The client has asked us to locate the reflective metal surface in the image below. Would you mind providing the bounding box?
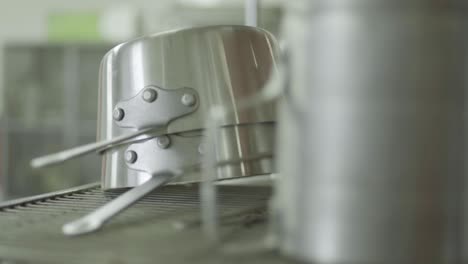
[102,122,275,189]
[98,25,277,136]
[99,26,279,189]
[113,85,199,129]
[275,1,468,263]
[124,134,201,176]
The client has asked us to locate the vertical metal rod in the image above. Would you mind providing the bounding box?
[0,49,8,200]
[201,112,220,242]
[63,47,80,148]
[0,117,8,201]
[245,0,259,27]
[199,61,286,242]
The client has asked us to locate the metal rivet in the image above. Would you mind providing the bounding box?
[142,88,158,102]
[157,136,171,149]
[113,108,125,121]
[125,150,137,163]
[181,93,196,107]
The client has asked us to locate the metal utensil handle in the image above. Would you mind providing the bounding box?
[30,127,165,169]
[62,170,180,236]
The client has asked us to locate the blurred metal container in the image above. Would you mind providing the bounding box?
[275,1,468,263]
[98,25,279,189]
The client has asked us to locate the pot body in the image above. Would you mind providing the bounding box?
[275,1,468,263]
[98,25,279,189]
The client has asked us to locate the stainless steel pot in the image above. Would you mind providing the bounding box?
[98,25,278,189]
[274,0,468,263]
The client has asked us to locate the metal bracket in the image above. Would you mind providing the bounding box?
[113,85,199,129]
[124,134,202,175]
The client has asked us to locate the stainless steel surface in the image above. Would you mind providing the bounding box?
[63,172,176,236]
[98,25,277,136]
[113,85,198,129]
[142,88,158,103]
[181,93,197,107]
[99,25,279,189]
[124,150,138,163]
[156,135,171,149]
[103,122,275,189]
[125,134,200,176]
[113,107,125,121]
[0,183,289,264]
[275,1,468,263]
[212,123,275,180]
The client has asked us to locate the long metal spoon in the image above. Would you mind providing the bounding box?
[62,171,179,236]
[31,127,167,169]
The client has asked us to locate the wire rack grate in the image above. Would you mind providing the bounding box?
[0,183,291,264]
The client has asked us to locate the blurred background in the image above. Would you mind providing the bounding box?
[0,0,282,201]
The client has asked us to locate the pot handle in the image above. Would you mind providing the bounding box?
[62,169,181,236]
[30,126,166,169]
